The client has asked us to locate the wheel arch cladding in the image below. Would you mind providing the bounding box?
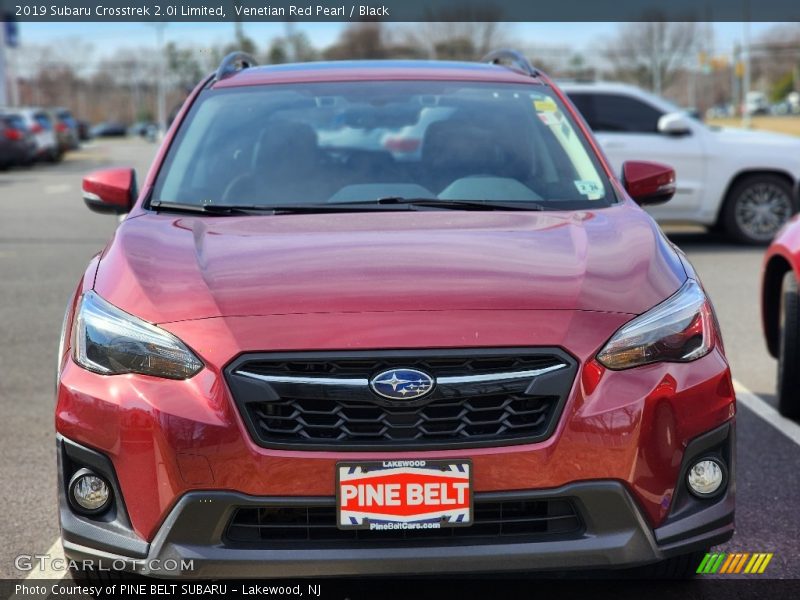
[763,255,794,358]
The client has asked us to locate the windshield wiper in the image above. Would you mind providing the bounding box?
[150,201,370,215]
[149,201,258,215]
[149,198,546,215]
[346,197,546,211]
[152,202,419,216]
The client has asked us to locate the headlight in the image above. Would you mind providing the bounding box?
[72,291,202,379]
[597,279,717,370]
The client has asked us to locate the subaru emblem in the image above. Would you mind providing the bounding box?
[370,368,435,401]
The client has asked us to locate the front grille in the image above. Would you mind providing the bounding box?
[238,354,564,378]
[225,497,583,548]
[225,349,577,450]
[249,392,555,441]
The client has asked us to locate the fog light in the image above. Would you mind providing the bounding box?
[69,469,111,514]
[687,458,725,497]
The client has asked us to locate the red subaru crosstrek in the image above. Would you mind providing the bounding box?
[56,52,735,579]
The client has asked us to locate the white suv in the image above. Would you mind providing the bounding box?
[562,82,800,244]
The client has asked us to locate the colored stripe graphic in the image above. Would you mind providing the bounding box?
[697,552,772,575]
[698,553,725,574]
[758,554,773,573]
[696,553,712,574]
[711,553,726,573]
[734,553,750,573]
[719,553,736,573]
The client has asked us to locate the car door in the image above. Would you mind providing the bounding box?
[568,91,707,217]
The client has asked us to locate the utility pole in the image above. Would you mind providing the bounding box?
[733,42,741,117]
[651,23,664,96]
[234,1,244,45]
[0,18,8,106]
[652,25,662,95]
[742,5,752,128]
[8,45,17,105]
[149,23,167,136]
[285,20,296,62]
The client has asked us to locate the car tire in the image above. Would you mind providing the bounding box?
[777,271,800,419]
[721,174,795,245]
[634,549,708,579]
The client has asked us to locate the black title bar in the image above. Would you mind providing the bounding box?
[1,0,799,22]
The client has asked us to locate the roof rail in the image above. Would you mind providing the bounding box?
[482,49,540,78]
[214,52,258,82]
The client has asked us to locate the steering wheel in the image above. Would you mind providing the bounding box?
[221,172,259,205]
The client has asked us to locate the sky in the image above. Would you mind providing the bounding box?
[13,21,780,59]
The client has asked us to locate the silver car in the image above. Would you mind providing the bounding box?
[5,107,62,162]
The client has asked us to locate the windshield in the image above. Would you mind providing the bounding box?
[152,80,615,211]
[34,113,52,130]
[2,115,26,130]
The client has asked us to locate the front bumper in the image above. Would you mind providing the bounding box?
[56,309,736,577]
[59,422,734,579]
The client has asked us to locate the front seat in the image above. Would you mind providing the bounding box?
[222,121,325,205]
[421,117,533,193]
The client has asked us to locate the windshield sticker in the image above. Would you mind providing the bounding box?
[533,97,558,112]
[574,180,604,200]
[536,108,572,140]
[537,112,560,126]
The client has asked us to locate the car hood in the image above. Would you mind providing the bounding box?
[94,204,686,324]
[712,126,800,150]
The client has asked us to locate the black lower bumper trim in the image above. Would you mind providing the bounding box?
[62,480,730,579]
[59,421,735,579]
[57,435,148,558]
[655,421,736,554]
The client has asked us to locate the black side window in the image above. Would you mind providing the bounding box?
[568,94,594,125]
[5,116,25,129]
[568,93,662,134]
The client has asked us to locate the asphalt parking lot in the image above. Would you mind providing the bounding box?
[1,140,799,591]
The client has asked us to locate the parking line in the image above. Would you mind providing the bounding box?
[43,184,71,195]
[23,538,64,580]
[8,539,65,600]
[734,379,800,447]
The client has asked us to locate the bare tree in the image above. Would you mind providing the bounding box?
[15,39,94,109]
[602,22,699,94]
[265,30,318,63]
[165,42,204,89]
[750,24,800,97]
[324,23,388,60]
[401,20,513,61]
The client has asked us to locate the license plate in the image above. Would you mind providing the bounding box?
[336,460,472,530]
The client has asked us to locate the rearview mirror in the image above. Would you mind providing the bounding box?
[657,112,692,136]
[82,168,137,214]
[622,161,676,206]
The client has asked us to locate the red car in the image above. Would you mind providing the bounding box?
[56,52,735,580]
[762,216,800,418]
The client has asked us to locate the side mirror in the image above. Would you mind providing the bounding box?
[657,112,692,136]
[622,161,676,206]
[82,168,136,214]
